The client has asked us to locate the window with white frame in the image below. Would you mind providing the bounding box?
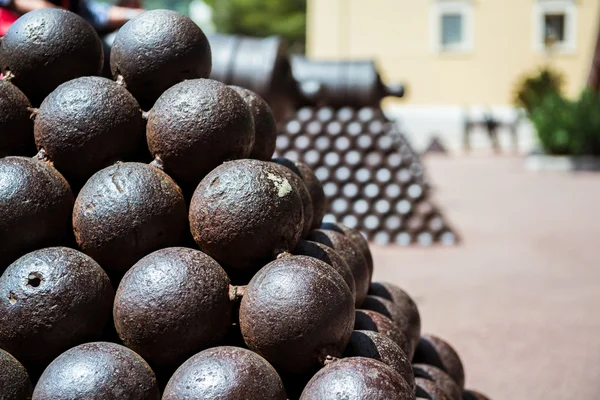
[432,0,474,53]
[533,0,577,53]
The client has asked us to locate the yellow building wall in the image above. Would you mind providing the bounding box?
[307,0,600,105]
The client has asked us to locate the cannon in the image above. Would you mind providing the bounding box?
[290,56,405,108]
[208,34,298,122]
[275,56,458,246]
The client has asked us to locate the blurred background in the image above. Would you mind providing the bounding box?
[40,0,600,398]
[112,0,600,154]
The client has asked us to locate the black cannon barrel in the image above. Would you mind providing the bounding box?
[291,56,405,108]
[208,34,298,121]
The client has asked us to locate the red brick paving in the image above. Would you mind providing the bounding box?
[371,155,600,399]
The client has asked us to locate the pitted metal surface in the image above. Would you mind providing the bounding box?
[354,309,411,358]
[73,162,188,275]
[299,357,414,400]
[189,159,304,275]
[34,77,144,186]
[0,349,32,400]
[110,10,211,110]
[147,79,255,188]
[0,157,73,272]
[0,81,35,157]
[231,86,278,161]
[343,330,415,393]
[0,9,103,106]
[239,255,355,376]
[413,335,466,389]
[307,229,370,308]
[163,346,286,400]
[114,247,233,368]
[0,247,113,367]
[32,342,160,399]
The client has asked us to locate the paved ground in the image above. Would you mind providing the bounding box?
[371,155,600,399]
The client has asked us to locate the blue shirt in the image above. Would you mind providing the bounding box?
[0,0,110,31]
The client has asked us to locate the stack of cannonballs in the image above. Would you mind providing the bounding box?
[276,105,458,247]
[0,8,488,400]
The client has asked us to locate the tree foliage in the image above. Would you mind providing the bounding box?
[513,67,564,115]
[204,0,306,52]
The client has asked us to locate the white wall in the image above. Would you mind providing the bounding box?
[385,105,539,155]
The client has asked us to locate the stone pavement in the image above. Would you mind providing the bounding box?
[371,155,600,399]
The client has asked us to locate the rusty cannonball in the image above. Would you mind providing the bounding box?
[299,357,414,400]
[33,342,160,400]
[114,247,234,368]
[307,229,369,308]
[0,9,103,106]
[321,221,373,277]
[239,255,355,376]
[413,364,462,400]
[73,162,187,275]
[231,86,277,161]
[344,330,415,393]
[297,165,327,229]
[369,282,421,354]
[416,377,450,400]
[0,157,73,272]
[292,240,356,299]
[147,79,255,188]
[33,77,144,186]
[110,10,212,109]
[0,247,113,367]
[0,349,32,400]
[463,389,492,400]
[354,309,411,357]
[190,159,304,275]
[0,81,35,157]
[163,347,286,400]
[413,335,465,388]
[272,158,314,237]
[362,295,416,359]
[272,158,326,230]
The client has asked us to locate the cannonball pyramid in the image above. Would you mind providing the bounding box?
[0,8,487,400]
[276,105,459,246]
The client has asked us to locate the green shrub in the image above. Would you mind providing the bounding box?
[571,89,600,155]
[529,90,573,155]
[514,66,600,155]
[529,88,600,155]
[514,67,564,115]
